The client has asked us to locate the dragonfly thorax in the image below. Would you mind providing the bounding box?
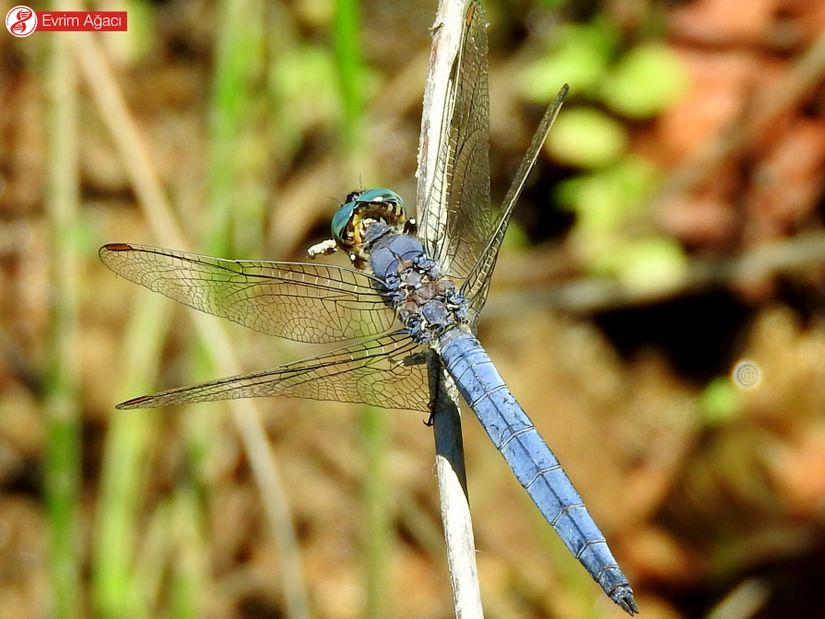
[368,232,467,344]
[332,188,414,267]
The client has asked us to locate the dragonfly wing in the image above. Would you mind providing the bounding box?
[462,85,568,322]
[116,330,430,412]
[418,0,493,282]
[100,243,397,344]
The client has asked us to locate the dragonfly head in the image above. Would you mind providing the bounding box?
[332,188,410,265]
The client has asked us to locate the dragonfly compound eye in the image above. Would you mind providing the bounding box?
[331,200,358,248]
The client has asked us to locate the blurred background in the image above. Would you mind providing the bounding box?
[2,0,825,617]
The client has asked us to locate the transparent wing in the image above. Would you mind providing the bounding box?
[116,331,430,412]
[418,0,492,281]
[100,243,398,344]
[462,85,568,323]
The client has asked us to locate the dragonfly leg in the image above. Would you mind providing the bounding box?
[403,218,418,236]
[424,352,443,426]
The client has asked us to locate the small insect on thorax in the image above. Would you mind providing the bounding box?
[330,188,416,267]
[306,187,418,267]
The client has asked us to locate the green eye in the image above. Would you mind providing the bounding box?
[357,188,404,206]
[331,200,356,246]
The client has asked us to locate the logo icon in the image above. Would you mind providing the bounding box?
[731,359,761,390]
[5,5,37,37]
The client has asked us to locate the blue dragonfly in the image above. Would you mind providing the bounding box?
[100,1,637,613]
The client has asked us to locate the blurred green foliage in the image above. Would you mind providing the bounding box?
[557,156,688,287]
[271,45,341,155]
[548,106,628,168]
[519,11,690,289]
[601,43,690,118]
[700,378,743,426]
[591,235,687,290]
[518,21,617,102]
[556,156,657,231]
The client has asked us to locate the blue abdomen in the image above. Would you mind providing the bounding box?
[438,328,633,602]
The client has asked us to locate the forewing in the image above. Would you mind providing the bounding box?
[418,0,493,281]
[100,243,397,344]
[462,85,568,324]
[116,331,430,412]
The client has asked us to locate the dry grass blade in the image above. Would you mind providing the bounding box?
[71,33,310,619]
[44,26,81,619]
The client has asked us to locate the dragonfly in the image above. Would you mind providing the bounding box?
[100,1,637,614]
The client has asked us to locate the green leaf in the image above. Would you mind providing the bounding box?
[591,236,687,292]
[557,156,658,227]
[700,378,742,425]
[601,44,690,119]
[519,21,617,102]
[547,107,628,168]
[271,45,341,126]
[502,221,529,251]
